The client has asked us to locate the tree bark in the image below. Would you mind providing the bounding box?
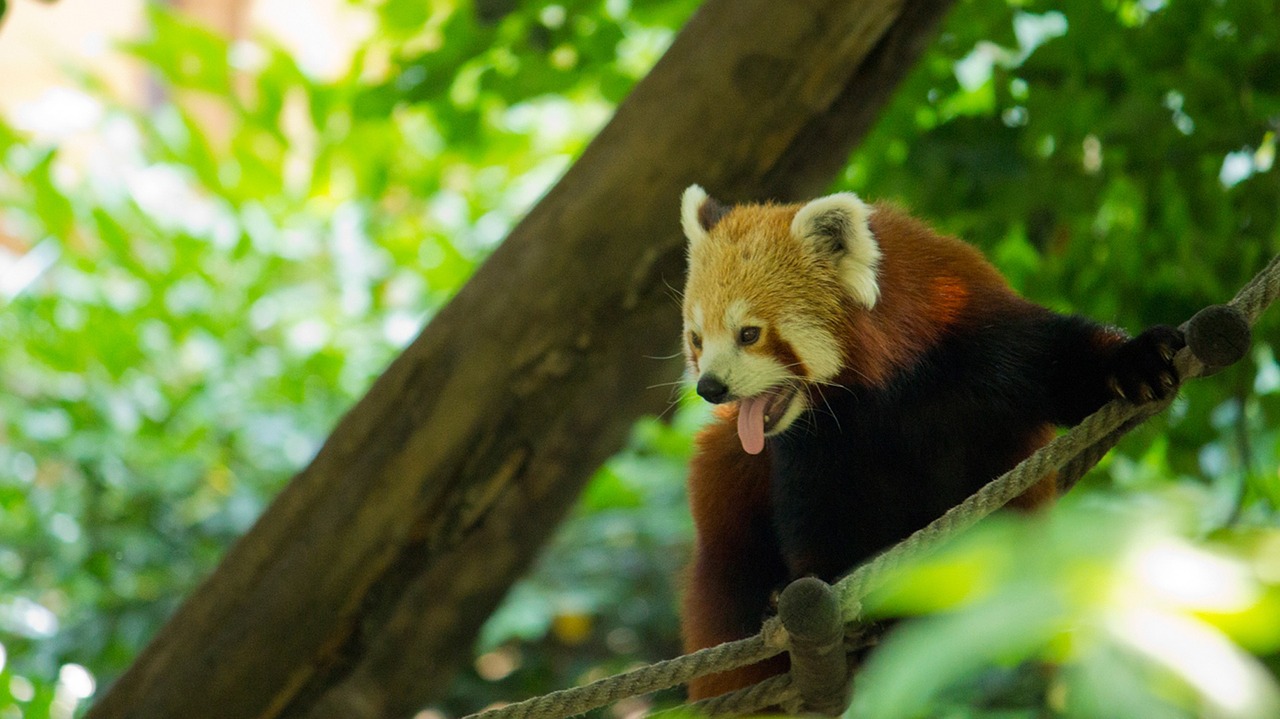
[87,0,954,717]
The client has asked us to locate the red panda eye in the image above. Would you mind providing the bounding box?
[739,327,761,345]
[690,332,702,350]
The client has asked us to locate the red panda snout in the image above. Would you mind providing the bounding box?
[695,374,730,404]
[693,330,792,400]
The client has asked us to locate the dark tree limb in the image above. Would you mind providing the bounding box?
[86,1,955,717]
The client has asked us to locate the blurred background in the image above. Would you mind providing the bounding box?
[0,0,1278,717]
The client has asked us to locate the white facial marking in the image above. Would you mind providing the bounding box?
[702,349,788,403]
[724,299,752,333]
[777,317,842,381]
[696,300,784,401]
[771,392,809,436]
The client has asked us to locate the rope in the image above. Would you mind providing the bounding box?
[832,393,1158,618]
[683,674,797,716]
[462,255,1280,719]
[1056,406,1160,495]
[1229,253,1280,324]
[466,629,786,719]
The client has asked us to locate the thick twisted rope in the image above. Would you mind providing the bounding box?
[681,673,797,716]
[465,627,787,719]
[464,256,1280,719]
[1229,253,1280,324]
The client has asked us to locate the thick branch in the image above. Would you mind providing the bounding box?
[87,1,954,718]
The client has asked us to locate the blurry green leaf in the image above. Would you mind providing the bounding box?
[381,0,431,33]
[854,588,1067,719]
[853,497,1280,718]
[864,540,1009,618]
[27,152,74,240]
[126,6,237,98]
[477,585,556,651]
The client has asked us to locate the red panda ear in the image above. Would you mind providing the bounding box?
[681,184,729,246]
[791,193,881,308]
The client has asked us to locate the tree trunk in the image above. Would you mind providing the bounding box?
[86,0,954,717]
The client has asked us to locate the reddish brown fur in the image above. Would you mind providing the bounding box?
[832,205,1031,386]
[682,406,788,697]
[683,202,1063,700]
[1005,424,1059,511]
[761,332,805,378]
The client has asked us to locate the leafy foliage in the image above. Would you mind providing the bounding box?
[0,1,692,715]
[857,491,1280,718]
[0,0,1277,717]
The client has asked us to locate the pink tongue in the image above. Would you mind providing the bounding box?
[737,396,767,455]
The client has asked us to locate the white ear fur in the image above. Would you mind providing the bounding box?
[791,193,881,308]
[681,184,711,246]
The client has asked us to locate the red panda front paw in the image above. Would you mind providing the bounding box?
[1106,325,1185,403]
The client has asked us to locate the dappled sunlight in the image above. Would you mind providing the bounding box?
[1107,607,1280,718]
[1121,538,1256,613]
[854,497,1280,718]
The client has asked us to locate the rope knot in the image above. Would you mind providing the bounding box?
[1185,303,1251,373]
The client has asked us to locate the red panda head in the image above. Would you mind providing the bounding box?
[680,185,881,454]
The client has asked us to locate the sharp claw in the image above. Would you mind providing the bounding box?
[1159,373,1175,390]
[1160,345,1175,363]
[1139,385,1155,402]
[1108,376,1127,400]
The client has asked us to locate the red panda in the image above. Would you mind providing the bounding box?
[677,186,1183,699]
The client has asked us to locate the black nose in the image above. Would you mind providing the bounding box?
[696,375,730,404]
